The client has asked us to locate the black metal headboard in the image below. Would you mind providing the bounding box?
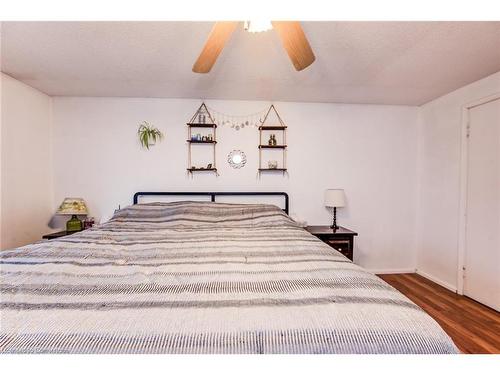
[133,191,289,214]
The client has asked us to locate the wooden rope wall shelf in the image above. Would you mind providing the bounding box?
[187,102,218,176]
[258,105,288,176]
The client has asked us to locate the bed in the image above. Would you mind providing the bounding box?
[0,192,458,354]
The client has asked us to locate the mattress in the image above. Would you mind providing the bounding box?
[0,201,458,354]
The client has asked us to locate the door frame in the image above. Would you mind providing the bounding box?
[457,92,500,295]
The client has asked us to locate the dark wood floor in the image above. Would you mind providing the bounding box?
[378,273,500,354]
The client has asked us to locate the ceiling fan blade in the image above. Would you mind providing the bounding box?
[192,21,238,73]
[272,21,315,71]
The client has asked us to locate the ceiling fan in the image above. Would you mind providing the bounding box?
[192,21,315,73]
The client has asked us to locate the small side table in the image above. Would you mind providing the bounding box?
[305,225,358,261]
[42,230,76,240]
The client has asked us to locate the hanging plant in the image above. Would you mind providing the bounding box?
[138,121,164,149]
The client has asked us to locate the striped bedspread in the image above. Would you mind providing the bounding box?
[0,201,458,354]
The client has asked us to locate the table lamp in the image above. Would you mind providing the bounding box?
[324,189,346,231]
[56,198,88,232]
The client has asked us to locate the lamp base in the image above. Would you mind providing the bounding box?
[330,207,338,232]
[66,214,83,232]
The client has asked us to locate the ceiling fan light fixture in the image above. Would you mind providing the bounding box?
[193,21,315,73]
[244,20,273,33]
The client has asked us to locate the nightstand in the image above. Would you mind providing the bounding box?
[305,225,358,261]
[42,230,76,240]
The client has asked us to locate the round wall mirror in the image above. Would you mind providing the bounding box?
[227,150,247,169]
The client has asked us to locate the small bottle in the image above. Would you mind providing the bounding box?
[84,217,95,229]
[268,135,273,146]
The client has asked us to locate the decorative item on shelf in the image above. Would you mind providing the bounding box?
[228,150,247,169]
[258,105,288,175]
[268,160,278,169]
[187,103,217,175]
[324,189,346,232]
[268,134,277,146]
[138,121,163,149]
[198,113,207,124]
[56,198,88,233]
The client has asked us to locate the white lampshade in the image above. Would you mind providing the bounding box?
[324,189,346,208]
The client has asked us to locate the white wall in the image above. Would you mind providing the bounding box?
[0,72,3,248]
[0,73,54,249]
[52,97,419,272]
[416,71,500,291]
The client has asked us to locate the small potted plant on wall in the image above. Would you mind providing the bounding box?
[138,121,164,149]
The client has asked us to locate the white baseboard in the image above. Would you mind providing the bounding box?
[366,268,416,275]
[416,270,457,293]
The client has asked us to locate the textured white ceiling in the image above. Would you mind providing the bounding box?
[2,21,500,105]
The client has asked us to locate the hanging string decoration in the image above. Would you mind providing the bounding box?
[206,105,270,131]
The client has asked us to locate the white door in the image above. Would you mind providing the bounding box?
[464,98,500,311]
